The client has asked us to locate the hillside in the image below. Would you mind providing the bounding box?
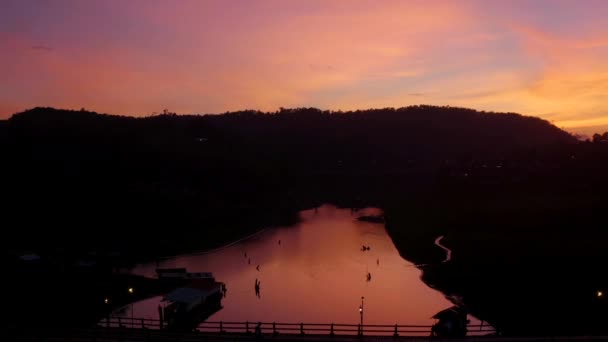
[1,106,577,255]
[3,105,575,182]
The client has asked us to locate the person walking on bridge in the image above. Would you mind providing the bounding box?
[255,322,263,340]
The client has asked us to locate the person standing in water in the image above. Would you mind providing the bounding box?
[255,279,261,298]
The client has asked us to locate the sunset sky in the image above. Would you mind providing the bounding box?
[1,0,607,135]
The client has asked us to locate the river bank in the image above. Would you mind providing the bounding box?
[384,193,608,336]
[5,256,185,334]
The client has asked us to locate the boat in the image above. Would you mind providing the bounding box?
[431,306,469,337]
[161,277,224,331]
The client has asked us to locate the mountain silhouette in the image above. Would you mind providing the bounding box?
[1,105,578,254]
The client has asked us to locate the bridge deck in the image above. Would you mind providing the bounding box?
[12,328,608,342]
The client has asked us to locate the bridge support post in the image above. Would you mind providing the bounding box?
[246,321,251,334]
[393,324,399,337]
[300,322,305,335]
[330,323,335,336]
[273,322,278,336]
[220,321,224,334]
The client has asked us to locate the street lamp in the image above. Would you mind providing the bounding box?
[359,296,364,335]
[128,287,134,327]
[598,290,604,298]
[360,297,364,323]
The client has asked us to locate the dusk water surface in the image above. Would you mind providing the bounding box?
[121,205,480,328]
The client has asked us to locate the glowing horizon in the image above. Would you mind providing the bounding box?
[1,0,608,135]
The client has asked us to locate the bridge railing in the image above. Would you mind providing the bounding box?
[100,316,495,336]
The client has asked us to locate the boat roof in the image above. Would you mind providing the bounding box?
[164,287,204,304]
[432,306,467,319]
[184,279,222,292]
[163,279,222,303]
[156,268,214,279]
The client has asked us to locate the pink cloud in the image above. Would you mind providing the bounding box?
[1,0,608,135]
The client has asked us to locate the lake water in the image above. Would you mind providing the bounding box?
[122,205,482,332]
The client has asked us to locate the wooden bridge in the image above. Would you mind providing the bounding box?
[11,317,608,342]
[99,316,495,336]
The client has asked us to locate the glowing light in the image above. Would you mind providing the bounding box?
[598,291,603,298]
[104,298,109,304]
[128,287,134,294]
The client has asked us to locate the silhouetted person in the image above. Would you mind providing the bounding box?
[256,265,260,271]
[367,272,372,282]
[278,240,281,245]
[377,258,379,266]
[255,322,263,340]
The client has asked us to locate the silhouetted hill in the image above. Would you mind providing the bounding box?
[1,105,577,255]
[5,106,575,179]
[0,119,7,142]
[8,106,575,153]
[204,106,575,150]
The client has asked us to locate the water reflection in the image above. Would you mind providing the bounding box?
[125,205,475,327]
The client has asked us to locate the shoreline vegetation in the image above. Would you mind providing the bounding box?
[2,106,607,335]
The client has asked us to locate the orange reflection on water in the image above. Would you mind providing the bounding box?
[130,205,455,325]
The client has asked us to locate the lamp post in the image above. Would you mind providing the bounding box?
[359,296,364,335]
[104,297,110,328]
[128,287,134,328]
